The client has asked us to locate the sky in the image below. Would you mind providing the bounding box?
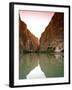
[20,11,54,39]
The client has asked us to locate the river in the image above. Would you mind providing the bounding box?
[19,53,64,79]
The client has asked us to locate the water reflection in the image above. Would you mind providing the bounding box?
[19,53,64,79]
[27,63,46,79]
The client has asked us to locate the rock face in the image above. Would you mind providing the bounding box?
[40,13,64,52]
[19,17,39,52]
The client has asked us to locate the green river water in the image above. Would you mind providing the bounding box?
[19,53,64,79]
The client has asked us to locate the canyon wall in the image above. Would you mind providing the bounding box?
[19,17,39,52]
[40,12,64,52]
[19,12,64,53]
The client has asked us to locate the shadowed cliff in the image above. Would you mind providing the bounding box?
[40,12,64,52]
[19,17,40,53]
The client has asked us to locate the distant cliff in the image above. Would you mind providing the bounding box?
[40,13,64,52]
[19,17,39,52]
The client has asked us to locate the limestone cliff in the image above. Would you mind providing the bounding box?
[19,17,39,52]
[40,12,64,52]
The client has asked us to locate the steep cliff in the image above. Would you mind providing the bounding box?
[19,17,39,52]
[40,12,64,52]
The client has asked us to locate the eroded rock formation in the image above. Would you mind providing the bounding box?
[40,12,64,52]
[19,12,64,53]
[19,17,39,52]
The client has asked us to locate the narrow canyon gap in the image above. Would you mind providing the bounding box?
[20,11,54,39]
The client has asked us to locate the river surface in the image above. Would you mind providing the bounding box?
[19,53,64,79]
